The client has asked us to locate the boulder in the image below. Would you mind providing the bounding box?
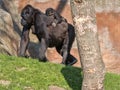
[2,0,22,35]
[0,8,19,56]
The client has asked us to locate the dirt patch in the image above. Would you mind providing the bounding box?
[0,80,11,86]
[49,85,65,90]
[24,86,34,90]
[16,67,27,72]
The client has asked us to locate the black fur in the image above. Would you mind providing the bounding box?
[45,8,67,27]
[19,5,77,65]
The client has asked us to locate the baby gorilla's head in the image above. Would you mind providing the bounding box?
[45,8,56,16]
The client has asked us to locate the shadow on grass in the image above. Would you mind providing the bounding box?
[61,66,83,90]
[27,42,40,59]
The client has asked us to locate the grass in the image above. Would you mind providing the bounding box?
[105,73,120,90]
[0,54,120,90]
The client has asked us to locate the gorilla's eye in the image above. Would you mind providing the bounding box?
[48,12,54,16]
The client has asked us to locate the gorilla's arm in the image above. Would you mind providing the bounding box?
[19,26,30,57]
[38,38,48,61]
[61,32,69,64]
[34,13,49,61]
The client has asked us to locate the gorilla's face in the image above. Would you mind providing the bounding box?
[45,8,55,16]
[21,5,34,26]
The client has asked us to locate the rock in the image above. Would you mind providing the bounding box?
[0,8,19,56]
[2,0,22,34]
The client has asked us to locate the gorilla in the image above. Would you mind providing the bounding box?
[19,4,77,65]
[45,8,67,27]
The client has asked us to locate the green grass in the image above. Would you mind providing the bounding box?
[0,54,120,90]
[105,73,120,90]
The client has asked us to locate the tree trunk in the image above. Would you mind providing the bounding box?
[70,0,105,90]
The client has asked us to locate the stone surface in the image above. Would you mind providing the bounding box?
[2,0,22,34]
[0,9,19,55]
[96,12,120,74]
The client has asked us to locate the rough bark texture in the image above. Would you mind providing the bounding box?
[70,0,105,90]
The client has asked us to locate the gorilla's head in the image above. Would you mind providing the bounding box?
[21,5,35,26]
[45,8,56,16]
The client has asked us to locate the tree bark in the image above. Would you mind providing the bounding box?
[70,0,105,90]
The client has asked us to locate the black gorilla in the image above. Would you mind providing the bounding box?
[19,4,77,65]
[45,8,67,27]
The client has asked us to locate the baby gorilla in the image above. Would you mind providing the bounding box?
[45,8,67,27]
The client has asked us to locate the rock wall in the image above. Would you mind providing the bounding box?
[0,8,19,55]
[0,0,21,56]
[95,0,120,12]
